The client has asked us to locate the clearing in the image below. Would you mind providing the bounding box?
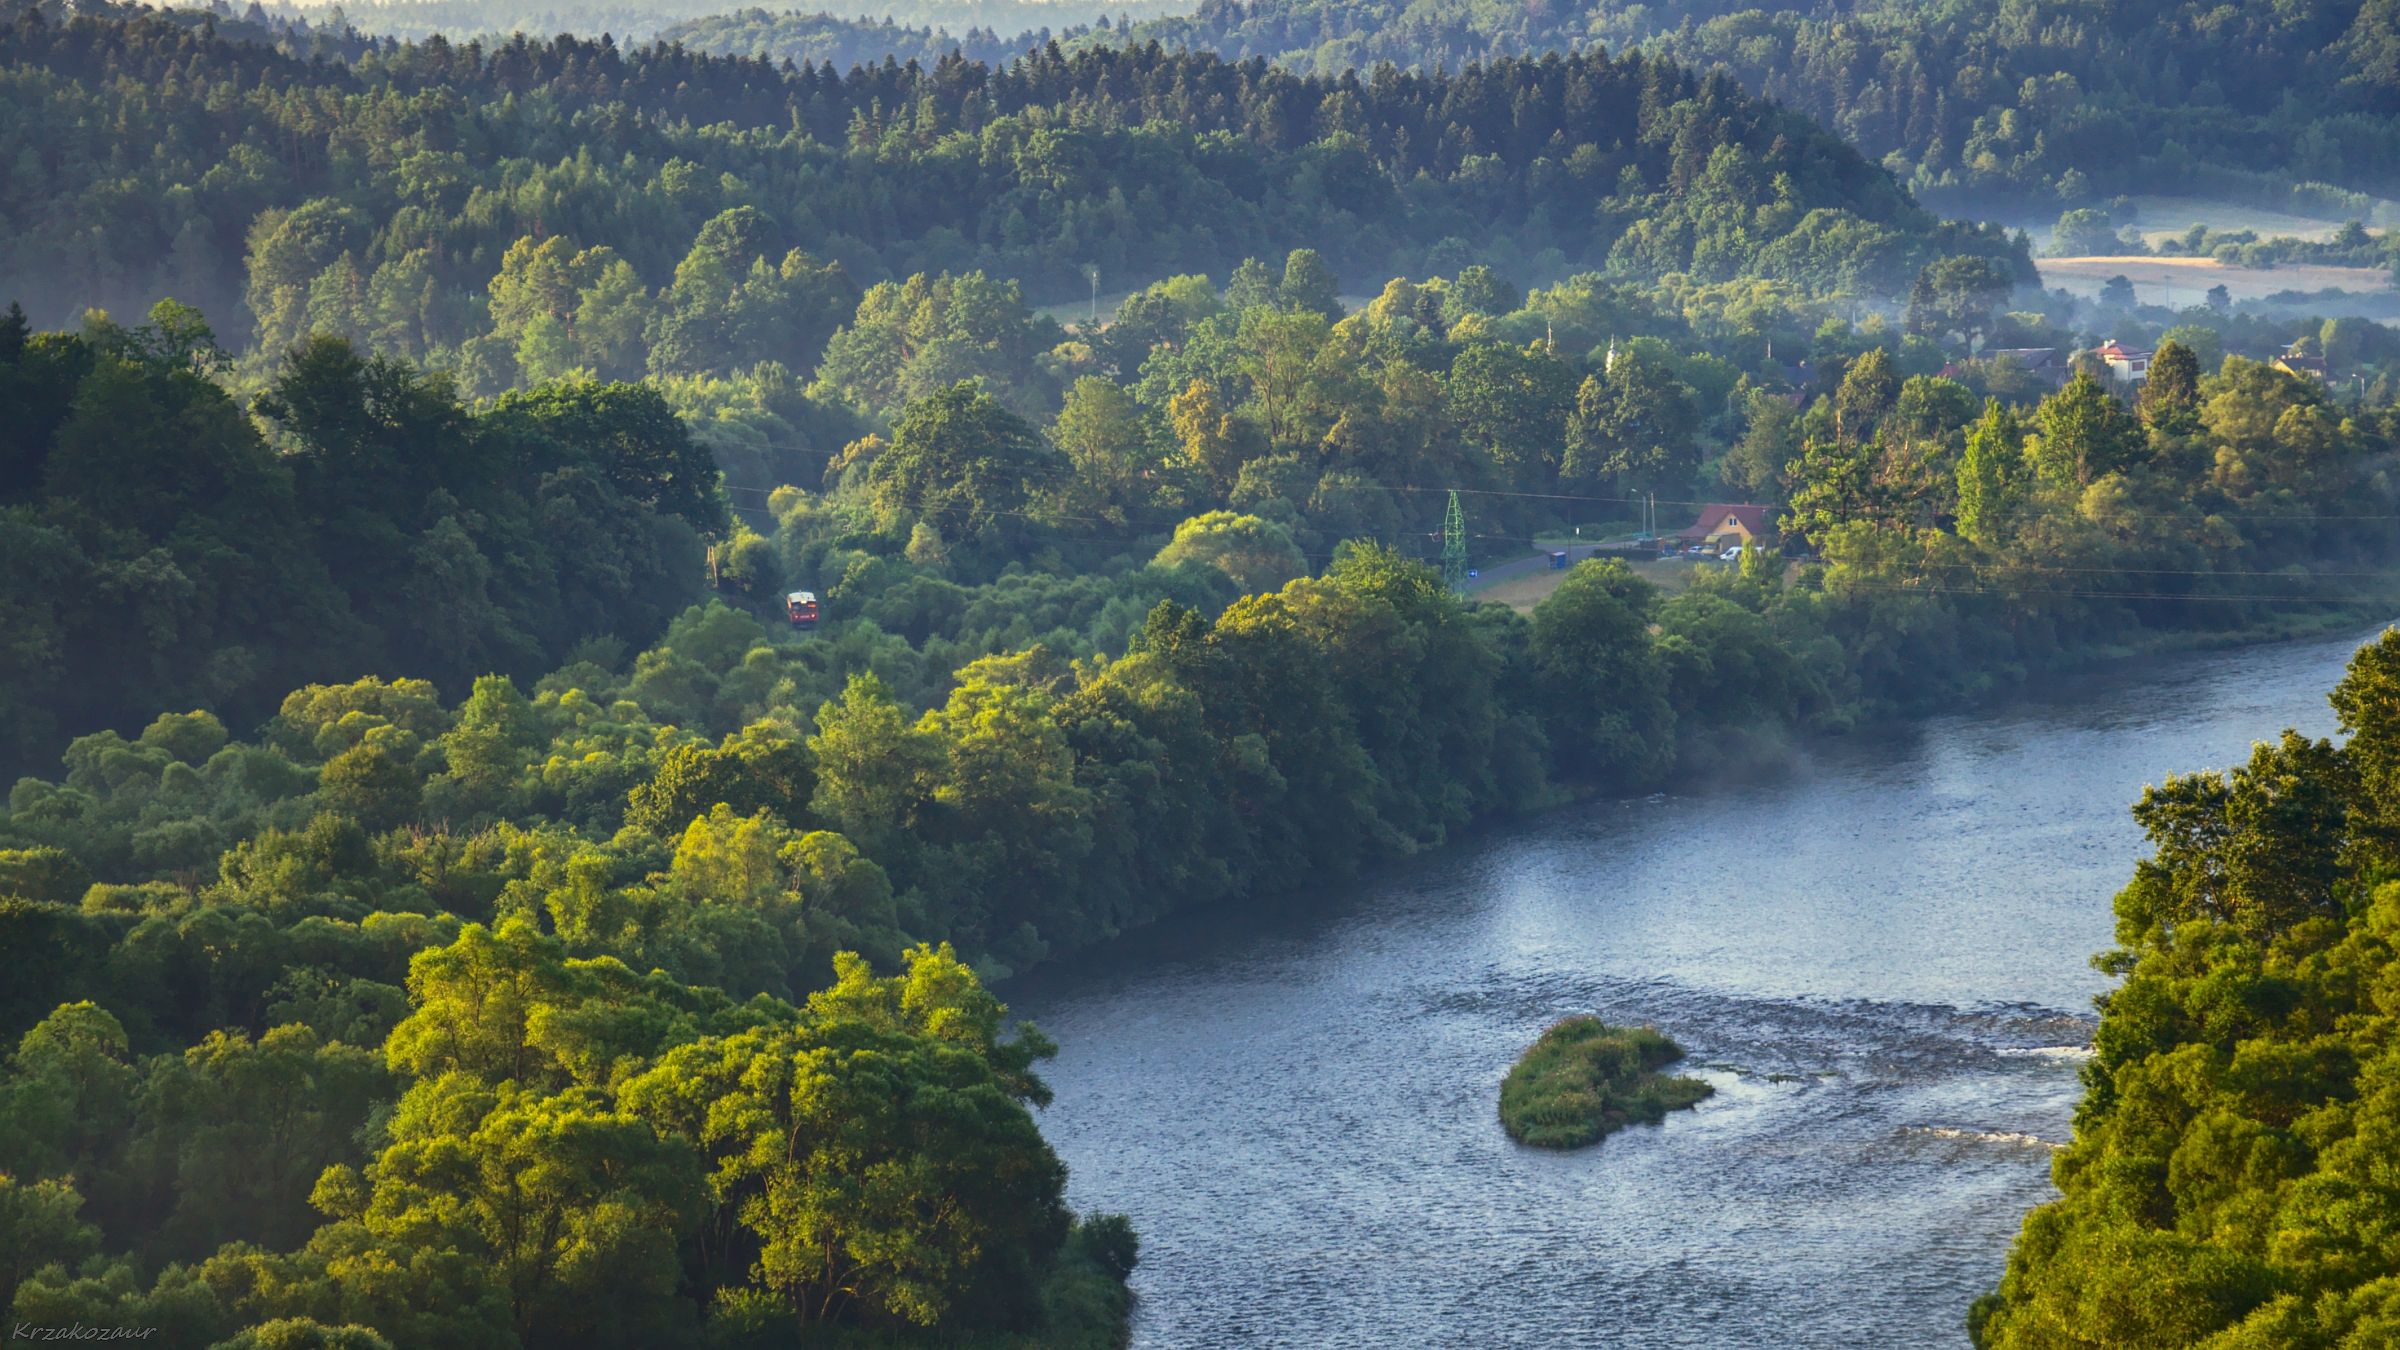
[1473,554,1709,612]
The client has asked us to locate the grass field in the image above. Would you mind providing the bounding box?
[2036,256,2389,304]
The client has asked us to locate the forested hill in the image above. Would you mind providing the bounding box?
[1113,0,2400,217]
[651,8,1080,71]
[0,3,2019,338]
[310,0,1185,47]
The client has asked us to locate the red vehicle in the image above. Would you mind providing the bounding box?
[785,591,820,630]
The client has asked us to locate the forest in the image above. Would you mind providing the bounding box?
[95,0,2400,234]
[1971,630,2400,1346]
[653,8,1115,72]
[1101,0,2400,217]
[0,0,2017,337]
[317,0,1180,47]
[10,0,2400,1343]
[6,264,2400,1341]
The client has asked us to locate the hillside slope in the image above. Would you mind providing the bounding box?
[0,5,2023,338]
[1110,0,2400,217]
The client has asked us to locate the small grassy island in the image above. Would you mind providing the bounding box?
[1499,1018,1715,1148]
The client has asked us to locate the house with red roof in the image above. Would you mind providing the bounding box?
[2089,341,2153,383]
[1675,504,1773,549]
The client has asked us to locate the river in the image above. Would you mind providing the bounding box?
[1007,623,2387,1347]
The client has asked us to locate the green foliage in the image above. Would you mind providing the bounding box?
[612,943,1069,1331]
[868,384,1063,554]
[0,898,1110,1346]
[1970,630,2400,1348]
[1530,560,1674,778]
[358,1071,704,1347]
[0,1173,99,1314]
[1277,249,1344,322]
[647,219,860,389]
[1116,0,2400,216]
[0,9,2014,355]
[623,728,814,840]
[212,1320,396,1350]
[1955,400,2030,547]
[2049,209,2126,258]
[1447,342,1578,486]
[2031,371,2144,488]
[1907,256,2015,340]
[2141,340,2203,433]
[0,847,92,906]
[1565,349,1701,490]
[811,273,1060,425]
[1151,512,1307,597]
[480,382,728,537]
[1497,1016,1713,1149]
[0,303,711,780]
[6,43,2400,1330]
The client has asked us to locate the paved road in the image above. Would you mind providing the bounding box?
[1464,542,1652,590]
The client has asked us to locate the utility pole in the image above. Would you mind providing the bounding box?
[1442,490,1469,594]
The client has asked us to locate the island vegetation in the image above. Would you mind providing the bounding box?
[1498,1017,1712,1148]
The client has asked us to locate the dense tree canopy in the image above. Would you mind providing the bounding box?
[0,4,2022,353]
[1109,0,2400,216]
[7,9,2400,1344]
[0,302,711,777]
[1971,629,2400,1347]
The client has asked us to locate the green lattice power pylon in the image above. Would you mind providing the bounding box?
[1442,490,1468,593]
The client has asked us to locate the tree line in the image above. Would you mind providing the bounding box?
[10,219,2391,785]
[1109,0,2400,217]
[0,2,2025,349]
[1973,629,2400,1346]
[0,491,1813,1346]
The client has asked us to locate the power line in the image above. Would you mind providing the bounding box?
[1827,580,2400,604]
[725,473,2400,528]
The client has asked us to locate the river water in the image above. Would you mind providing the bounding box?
[1008,623,2388,1348]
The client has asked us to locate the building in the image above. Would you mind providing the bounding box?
[1761,341,1813,406]
[2090,341,2152,383]
[2274,347,2332,382]
[1982,348,2069,391]
[1676,503,1773,550]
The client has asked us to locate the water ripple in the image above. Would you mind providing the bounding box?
[1012,624,2383,1349]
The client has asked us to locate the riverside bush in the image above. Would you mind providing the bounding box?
[1973,627,2400,1347]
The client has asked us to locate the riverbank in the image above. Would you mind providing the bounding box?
[1859,598,2400,720]
[1012,622,2373,1347]
[976,586,2400,986]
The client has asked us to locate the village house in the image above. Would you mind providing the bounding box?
[1981,347,2070,391]
[1675,503,1773,551]
[2274,344,2332,382]
[1766,342,1814,406]
[2091,341,2151,383]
